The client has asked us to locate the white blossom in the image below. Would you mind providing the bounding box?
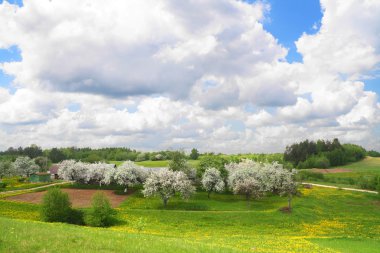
[201,168,225,198]
[57,160,86,182]
[112,161,147,192]
[12,156,39,177]
[142,168,195,207]
[226,160,298,206]
[0,161,13,179]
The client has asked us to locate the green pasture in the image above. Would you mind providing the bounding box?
[0,185,379,252]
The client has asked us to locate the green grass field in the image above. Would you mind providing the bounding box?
[0,186,379,252]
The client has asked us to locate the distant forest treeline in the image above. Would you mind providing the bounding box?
[0,139,379,169]
[284,138,379,169]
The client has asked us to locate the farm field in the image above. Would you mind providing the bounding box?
[0,186,379,252]
[325,157,380,178]
[5,188,128,208]
[301,157,380,189]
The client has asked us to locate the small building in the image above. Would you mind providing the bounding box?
[29,173,52,183]
[49,165,60,180]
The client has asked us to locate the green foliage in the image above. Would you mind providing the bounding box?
[367,150,380,157]
[85,192,115,227]
[357,175,380,190]
[297,155,330,169]
[40,188,72,223]
[189,148,200,160]
[285,138,366,169]
[197,155,228,178]
[34,156,50,172]
[48,148,67,163]
[0,182,7,188]
[168,151,188,171]
[135,153,148,162]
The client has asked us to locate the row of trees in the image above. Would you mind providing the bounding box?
[0,156,43,181]
[284,139,367,169]
[57,159,298,210]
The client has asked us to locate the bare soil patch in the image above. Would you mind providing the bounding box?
[6,189,129,208]
[311,168,352,174]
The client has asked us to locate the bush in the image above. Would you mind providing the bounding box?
[41,188,72,223]
[68,209,85,225]
[85,192,114,227]
[313,156,330,169]
[0,182,7,188]
[357,176,379,190]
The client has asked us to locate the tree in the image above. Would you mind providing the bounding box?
[142,168,195,207]
[112,161,147,192]
[189,148,200,160]
[41,188,72,222]
[197,155,228,179]
[228,167,264,201]
[201,168,224,198]
[57,160,87,183]
[168,151,196,180]
[85,192,114,227]
[168,151,187,171]
[0,161,12,181]
[23,144,43,159]
[12,156,39,177]
[49,148,66,163]
[86,163,115,186]
[273,169,298,211]
[34,156,50,172]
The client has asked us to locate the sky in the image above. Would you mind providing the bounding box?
[0,0,379,153]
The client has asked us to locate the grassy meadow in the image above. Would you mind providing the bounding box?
[0,185,379,252]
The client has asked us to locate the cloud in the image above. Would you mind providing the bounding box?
[0,0,288,105]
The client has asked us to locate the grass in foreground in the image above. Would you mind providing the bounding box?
[0,217,238,253]
[0,186,379,252]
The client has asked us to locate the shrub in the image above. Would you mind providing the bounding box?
[41,188,72,223]
[0,182,7,188]
[68,209,85,225]
[313,156,330,169]
[85,192,114,227]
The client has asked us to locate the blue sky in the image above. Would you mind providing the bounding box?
[0,0,379,152]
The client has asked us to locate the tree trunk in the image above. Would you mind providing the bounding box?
[163,198,168,207]
[288,194,292,211]
[124,187,128,193]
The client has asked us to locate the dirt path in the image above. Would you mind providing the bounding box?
[302,182,378,194]
[6,188,128,208]
[0,181,72,195]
